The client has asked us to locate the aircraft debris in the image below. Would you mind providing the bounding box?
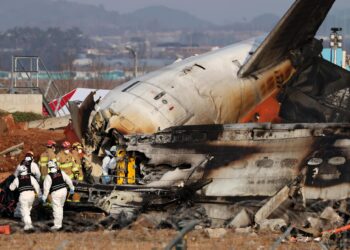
[129,214,159,230]
[320,207,344,228]
[258,219,287,233]
[254,185,291,224]
[3,1,350,250]
[204,228,227,239]
[0,142,24,156]
[227,208,252,229]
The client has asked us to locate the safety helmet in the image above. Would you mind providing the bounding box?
[23,157,32,166]
[47,160,58,169]
[48,160,58,173]
[47,140,57,147]
[26,151,34,157]
[116,148,126,158]
[62,141,71,149]
[24,151,34,163]
[72,142,83,150]
[110,145,117,154]
[18,165,28,175]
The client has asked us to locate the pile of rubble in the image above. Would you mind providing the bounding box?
[2,192,350,249]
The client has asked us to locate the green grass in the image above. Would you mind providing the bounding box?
[11,112,43,122]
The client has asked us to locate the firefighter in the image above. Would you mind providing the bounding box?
[71,142,84,182]
[115,148,136,185]
[39,140,57,180]
[56,141,74,180]
[9,165,41,231]
[14,151,41,182]
[42,160,74,230]
[101,145,117,184]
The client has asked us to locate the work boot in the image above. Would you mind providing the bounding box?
[24,225,34,231]
[51,225,62,231]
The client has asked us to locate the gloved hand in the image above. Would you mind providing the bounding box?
[101,175,111,184]
[69,189,74,195]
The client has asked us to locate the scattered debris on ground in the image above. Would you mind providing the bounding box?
[1,121,350,249]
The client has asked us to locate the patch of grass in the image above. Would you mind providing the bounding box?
[11,112,43,122]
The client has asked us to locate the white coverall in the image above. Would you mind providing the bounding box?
[9,176,41,230]
[101,152,117,176]
[42,171,74,229]
[14,162,41,182]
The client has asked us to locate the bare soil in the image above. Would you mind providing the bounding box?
[0,229,324,250]
[0,128,65,182]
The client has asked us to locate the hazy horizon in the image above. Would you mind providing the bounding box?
[67,0,350,24]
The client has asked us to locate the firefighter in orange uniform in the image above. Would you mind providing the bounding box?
[71,142,84,182]
[56,141,80,202]
[38,140,57,181]
[56,141,74,180]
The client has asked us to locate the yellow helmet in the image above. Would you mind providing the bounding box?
[72,142,83,150]
[116,148,126,158]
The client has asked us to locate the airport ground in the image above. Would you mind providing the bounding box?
[0,228,322,250]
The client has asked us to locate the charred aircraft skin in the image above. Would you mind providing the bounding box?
[125,123,350,200]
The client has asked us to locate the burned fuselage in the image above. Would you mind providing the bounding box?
[125,123,350,201]
[68,0,350,207]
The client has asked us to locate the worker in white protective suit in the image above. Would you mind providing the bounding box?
[13,152,41,219]
[42,160,75,230]
[14,152,41,182]
[101,145,117,184]
[9,165,41,231]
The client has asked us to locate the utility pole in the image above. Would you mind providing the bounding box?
[330,27,343,66]
[125,46,138,78]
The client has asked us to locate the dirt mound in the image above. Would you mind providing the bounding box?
[0,128,65,181]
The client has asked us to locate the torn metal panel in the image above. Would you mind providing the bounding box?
[279,57,350,123]
[254,185,290,224]
[0,142,24,156]
[73,181,208,215]
[69,91,95,141]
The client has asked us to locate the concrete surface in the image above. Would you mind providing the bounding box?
[28,115,70,129]
[0,94,42,114]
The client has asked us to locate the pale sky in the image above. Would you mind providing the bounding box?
[68,0,350,24]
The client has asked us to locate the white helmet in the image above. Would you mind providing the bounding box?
[17,165,28,175]
[48,160,58,173]
[24,156,32,162]
[110,146,117,153]
[105,145,117,157]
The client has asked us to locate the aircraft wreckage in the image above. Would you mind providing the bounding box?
[3,0,350,230]
[69,0,350,218]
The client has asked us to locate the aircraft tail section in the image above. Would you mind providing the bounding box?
[238,0,335,78]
